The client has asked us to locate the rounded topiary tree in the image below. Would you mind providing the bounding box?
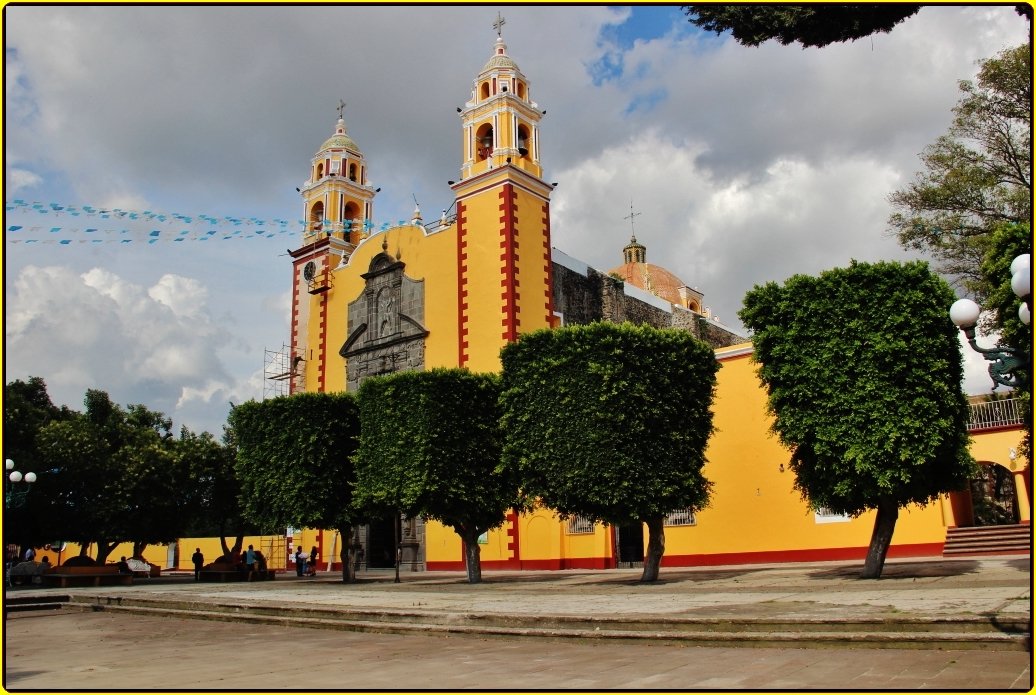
[740,260,975,579]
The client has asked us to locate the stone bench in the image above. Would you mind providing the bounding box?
[199,562,276,582]
[43,565,133,588]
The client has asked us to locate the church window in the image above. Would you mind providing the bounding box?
[566,516,595,534]
[664,509,696,527]
[316,162,325,178]
[309,201,324,233]
[349,163,358,181]
[480,81,490,100]
[516,80,526,99]
[814,507,850,524]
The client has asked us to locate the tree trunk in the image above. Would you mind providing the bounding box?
[132,541,148,559]
[95,540,118,564]
[640,517,665,582]
[860,498,899,579]
[393,514,401,584]
[460,529,483,584]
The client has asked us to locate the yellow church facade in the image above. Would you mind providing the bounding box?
[273,26,1028,574]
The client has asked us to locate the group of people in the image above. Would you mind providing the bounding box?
[294,545,319,577]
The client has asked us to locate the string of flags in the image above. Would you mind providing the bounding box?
[4,199,424,244]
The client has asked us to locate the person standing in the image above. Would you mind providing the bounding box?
[191,548,204,581]
[294,545,305,577]
[244,544,256,581]
[307,545,319,577]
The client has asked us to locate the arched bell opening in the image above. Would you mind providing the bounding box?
[476,124,494,161]
[516,124,530,158]
[480,81,491,101]
[343,202,362,244]
[349,163,358,182]
[516,80,526,100]
[309,201,325,234]
[316,162,325,179]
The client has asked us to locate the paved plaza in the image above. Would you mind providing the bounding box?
[3,556,1032,690]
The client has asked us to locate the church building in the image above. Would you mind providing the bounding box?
[275,23,1028,573]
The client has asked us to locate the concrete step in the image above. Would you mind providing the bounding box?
[4,594,70,613]
[66,594,1030,651]
[944,525,1030,556]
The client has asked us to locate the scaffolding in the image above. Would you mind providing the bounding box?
[264,344,306,399]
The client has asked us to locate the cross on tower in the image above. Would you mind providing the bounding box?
[623,201,642,239]
[493,12,506,37]
[337,99,346,120]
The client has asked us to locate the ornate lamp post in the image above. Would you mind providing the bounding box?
[950,253,1031,389]
[5,459,37,509]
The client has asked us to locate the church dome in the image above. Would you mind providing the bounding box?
[608,236,704,312]
[319,118,361,154]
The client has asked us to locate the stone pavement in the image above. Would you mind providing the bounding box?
[3,555,1032,690]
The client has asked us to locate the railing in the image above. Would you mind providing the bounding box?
[967,397,1024,431]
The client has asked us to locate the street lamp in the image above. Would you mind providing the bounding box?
[949,253,1031,389]
[5,459,36,509]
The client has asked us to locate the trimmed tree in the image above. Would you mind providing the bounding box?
[500,322,718,582]
[354,369,512,584]
[739,260,975,579]
[230,392,360,582]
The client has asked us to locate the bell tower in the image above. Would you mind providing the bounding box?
[451,15,556,373]
[289,105,378,393]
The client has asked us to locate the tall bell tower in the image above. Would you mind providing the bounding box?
[289,105,378,393]
[451,15,556,372]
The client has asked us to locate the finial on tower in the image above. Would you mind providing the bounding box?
[493,12,506,37]
[623,200,642,241]
[337,99,346,120]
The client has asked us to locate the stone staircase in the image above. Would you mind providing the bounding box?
[40,593,1031,651]
[943,525,1031,557]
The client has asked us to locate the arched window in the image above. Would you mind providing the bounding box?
[480,82,491,101]
[476,125,494,160]
[343,202,361,243]
[516,81,526,100]
[316,162,324,179]
[349,163,358,182]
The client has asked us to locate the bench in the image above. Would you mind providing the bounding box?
[43,565,134,588]
[126,558,161,579]
[199,562,276,582]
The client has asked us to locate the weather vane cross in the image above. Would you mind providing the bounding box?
[337,99,346,120]
[623,200,642,238]
[493,12,505,37]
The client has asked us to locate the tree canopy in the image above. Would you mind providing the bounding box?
[889,44,1032,299]
[683,4,922,48]
[500,322,717,582]
[739,261,975,578]
[230,392,360,581]
[354,369,513,584]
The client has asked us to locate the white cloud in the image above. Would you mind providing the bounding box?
[4,5,1027,430]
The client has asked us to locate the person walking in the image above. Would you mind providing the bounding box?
[191,548,204,581]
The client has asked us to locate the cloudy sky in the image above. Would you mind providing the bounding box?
[5,5,1027,435]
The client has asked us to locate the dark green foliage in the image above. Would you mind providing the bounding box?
[500,322,717,531]
[31,389,190,562]
[980,223,1031,455]
[684,5,921,48]
[230,392,358,536]
[354,369,513,583]
[739,260,975,520]
[890,45,1031,297]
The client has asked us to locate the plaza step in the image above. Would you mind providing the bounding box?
[943,525,1031,556]
[4,593,70,613]
[61,593,1029,651]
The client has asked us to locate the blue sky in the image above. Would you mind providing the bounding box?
[4,5,1026,434]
